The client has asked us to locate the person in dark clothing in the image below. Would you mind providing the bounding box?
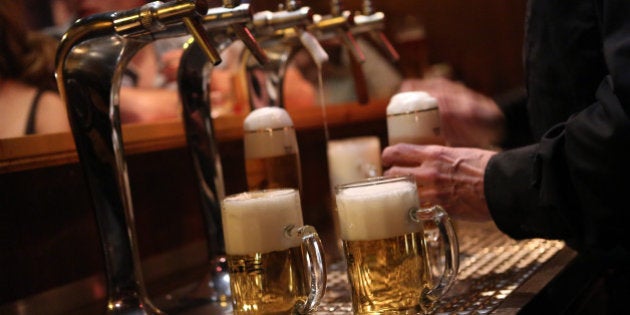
[382,0,630,312]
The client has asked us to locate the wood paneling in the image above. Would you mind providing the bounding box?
[303,0,528,94]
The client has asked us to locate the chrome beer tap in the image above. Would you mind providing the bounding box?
[308,0,399,105]
[55,1,236,314]
[351,0,400,62]
[176,0,268,305]
[301,0,370,104]
[243,0,329,110]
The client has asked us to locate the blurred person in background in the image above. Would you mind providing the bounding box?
[72,0,185,123]
[53,0,313,120]
[383,1,629,312]
[0,1,69,138]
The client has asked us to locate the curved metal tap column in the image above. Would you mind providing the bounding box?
[55,1,222,314]
[177,0,267,271]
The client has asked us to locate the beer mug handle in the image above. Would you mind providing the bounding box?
[286,225,327,314]
[412,205,459,305]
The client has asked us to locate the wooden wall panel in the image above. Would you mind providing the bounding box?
[302,0,528,95]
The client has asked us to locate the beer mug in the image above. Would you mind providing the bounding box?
[243,107,302,191]
[222,189,326,314]
[327,136,382,189]
[326,136,382,262]
[334,175,459,314]
[386,91,444,145]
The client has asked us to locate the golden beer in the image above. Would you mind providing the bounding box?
[222,189,326,314]
[244,107,302,191]
[343,234,431,314]
[245,153,300,190]
[335,176,458,314]
[227,246,308,314]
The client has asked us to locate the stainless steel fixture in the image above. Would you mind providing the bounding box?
[242,0,329,110]
[55,1,266,313]
[175,0,268,308]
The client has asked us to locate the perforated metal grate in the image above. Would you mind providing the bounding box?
[315,221,564,314]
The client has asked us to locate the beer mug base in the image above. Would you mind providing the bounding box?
[228,247,308,315]
[343,234,428,315]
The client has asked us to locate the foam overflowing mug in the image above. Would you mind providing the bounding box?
[222,189,326,314]
[243,107,302,192]
[387,91,444,145]
[334,175,459,314]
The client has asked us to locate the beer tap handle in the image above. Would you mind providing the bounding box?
[362,0,375,15]
[368,29,400,62]
[310,11,365,63]
[348,43,369,104]
[183,16,223,65]
[233,25,269,65]
[325,0,368,103]
[337,26,366,63]
[353,0,400,62]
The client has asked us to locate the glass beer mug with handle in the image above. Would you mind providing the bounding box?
[334,175,459,314]
[221,188,326,314]
[386,91,445,146]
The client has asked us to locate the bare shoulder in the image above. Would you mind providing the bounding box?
[35,91,71,134]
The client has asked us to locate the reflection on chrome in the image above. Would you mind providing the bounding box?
[55,1,267,313]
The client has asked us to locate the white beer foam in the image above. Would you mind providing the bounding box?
[335,180,421,241]
[244,107,294,131]
[244,107,298,159]
[387,91,442,145]
[386,91,437,115]
[222,189,304,255]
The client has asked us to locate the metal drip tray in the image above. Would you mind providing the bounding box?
[315,221,566,314]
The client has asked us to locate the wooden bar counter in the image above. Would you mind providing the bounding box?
[0,100,592,314]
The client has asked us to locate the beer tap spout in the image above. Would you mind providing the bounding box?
[243,1,329,111]
[306,0,370,103]
[55,1,231,314]
[307,0,400,105]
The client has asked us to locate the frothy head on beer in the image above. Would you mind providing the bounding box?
[335,176,421,241]
[243,107,298,159]
[386,91,443,145]
[222,189,303,255]
[244,107,294,131]
[386,91,438,115]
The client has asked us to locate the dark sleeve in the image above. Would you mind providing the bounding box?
[492,87,533,149]
[485,1,630,254]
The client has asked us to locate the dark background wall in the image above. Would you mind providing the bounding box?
[254,0,528,95]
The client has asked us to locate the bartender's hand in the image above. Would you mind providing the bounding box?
[382,143,497,222]
[400,77,506,148]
